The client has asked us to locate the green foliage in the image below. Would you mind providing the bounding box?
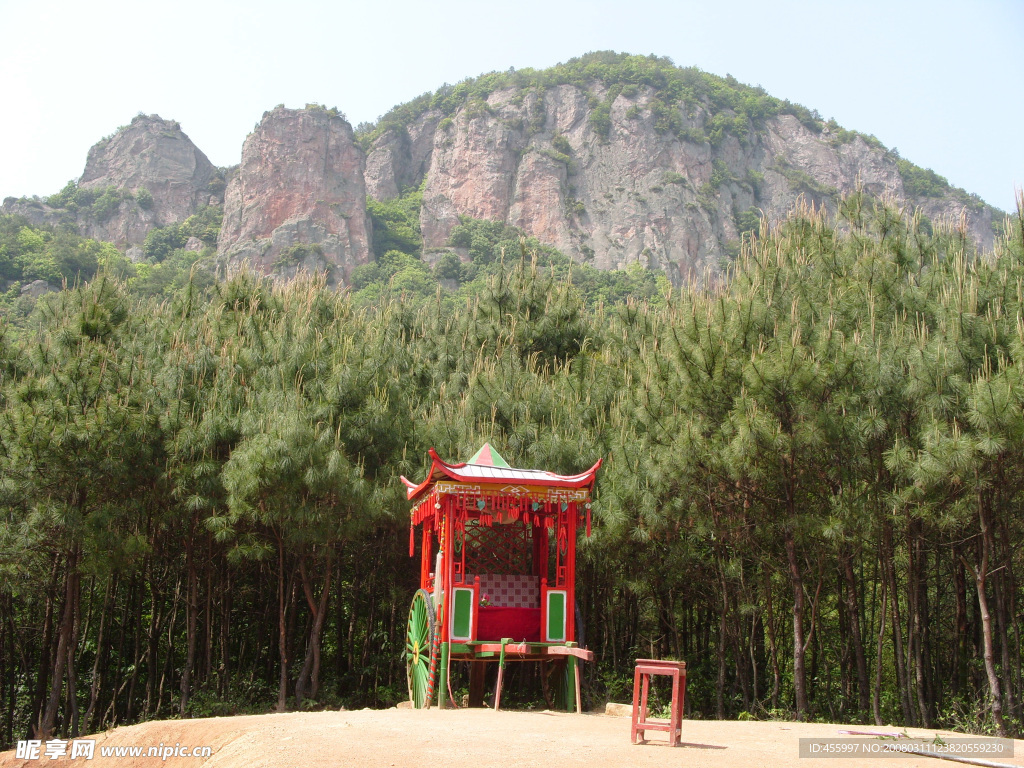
[44,182,134,220]
[650,97,683,136]
[448,218,540,265]
[709,159,731,189]
[745,168,764,197]
[135,187,154,210]
[536,147,574,171]
[705,111,748,146]
[143,206,223,262]
[433,251,464,281]
[45,181,85,209]
[304,103,345,119]
[144,226,188,262]
[350,249,432,292]
[182,205,224,245]
[207,169,228,197]
[366,186,423,258]
[124,254,210,299]
[275,243,324,268]
[825,119,885,150]
[90,188,129,221]
[588,86,619,140]
[825,118,858,145]
[350,210,666,311]
[734,207,762,237]
[185,676,276,718]
[896,158,951,199]
[0,215,114,290]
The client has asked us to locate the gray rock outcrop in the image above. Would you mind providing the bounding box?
[2,114,219,248]
[365,84,998,284]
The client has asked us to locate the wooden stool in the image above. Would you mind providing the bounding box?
[631,659,686,746]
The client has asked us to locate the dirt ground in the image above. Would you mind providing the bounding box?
[2,707,1021,768]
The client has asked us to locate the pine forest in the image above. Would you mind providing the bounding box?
[1,191,1024,746]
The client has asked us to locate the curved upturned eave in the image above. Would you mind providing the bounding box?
[402,448,602,501]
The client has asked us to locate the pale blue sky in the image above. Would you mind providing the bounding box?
[1,0,1021,213]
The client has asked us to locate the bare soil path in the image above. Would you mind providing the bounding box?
[2,707,1021,768]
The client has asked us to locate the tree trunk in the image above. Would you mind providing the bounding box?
[30,557,59,739]
[345,568,360,676]
[277,540,289,712]
[716,565,728,719]
[993,543,1016,722]
[764,570,780,710]
[2,593,12,746]
[3,592,18,746]
[219,561,231,697]
[952,549,968,698]
[144,570,162,718]
[883,521,913,726]
[203,555,213,685]
[42,547,79,740]
[126,576,145,723]
[872,565,888,726]
[784,530,808,719]
[156,574,182,716]
[841,548,870,718]
[972,490,1006,737]
[749,611,760,706]
[179,543,199,717]
[84,575,115,733]
[65,581,81,737]
[907,519,931,726]
[295,556,333,707]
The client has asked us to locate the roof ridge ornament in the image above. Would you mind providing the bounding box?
[467,442,511,468]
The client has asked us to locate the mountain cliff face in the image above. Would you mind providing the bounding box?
[362,69,997,282]
[78,114,218,225]
[218,106,371,283]
[1,114,219,248]
[1,54,1003,285]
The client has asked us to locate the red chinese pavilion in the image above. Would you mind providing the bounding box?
[401,444,601,710]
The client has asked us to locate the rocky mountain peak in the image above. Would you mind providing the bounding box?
[218,105,371,284]
[1,114,220,248]
[360,54,1000,283]
[79,113,217,221]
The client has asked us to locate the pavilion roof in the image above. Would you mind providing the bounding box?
[400,443,601,501]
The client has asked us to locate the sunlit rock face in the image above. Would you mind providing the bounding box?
[218,106,371,285]
[366,85,996,284]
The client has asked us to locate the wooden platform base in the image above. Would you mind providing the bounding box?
[442,640,592,713]
[449,640,594,662]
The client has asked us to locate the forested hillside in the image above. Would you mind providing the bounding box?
[1,192,1023,747]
